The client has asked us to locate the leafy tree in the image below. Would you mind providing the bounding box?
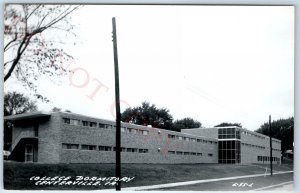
[4,91,37,116]
[4,92,38,150]
[4,4,81,101]
[173,118,202,131]
[50,107,72,113]
[121,101,173,130]
[255,117,294,152]
[51,107,62,112]
[214,122,242,127]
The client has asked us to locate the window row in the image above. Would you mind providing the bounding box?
[272,140,281,144]
[168,134,217,144]
[219,149,241,160]
[62,143,149,153]
[218,128,241,139]
[219,140,241,150]
[121,127,149,135]
[168,151,206,156]
[241,143,265,150]
[272,148,281,152]
[62,118,149,135]
[257,156,280,162]
[242,131,266,140]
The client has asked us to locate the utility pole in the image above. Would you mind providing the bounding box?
[269,115,273,176]
[112,17,121,191]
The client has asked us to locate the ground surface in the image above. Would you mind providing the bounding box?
[152,173,293,191]
[3,162,293,190]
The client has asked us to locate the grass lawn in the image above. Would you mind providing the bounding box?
[3,162,293,190]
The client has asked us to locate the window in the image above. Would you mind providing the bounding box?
[63,118,70,124]
[168,151,175,154]
[197,153,202,156]
[99,146,112,151]
[25,144,34,162]
[82,145,96,150]
[127,128,136,133]
[168,134,175,139]
[142,130,149,135]
[139,149,148,153]
[82,121,89,126]
[185,137,190,141]
[208,153,213,157]
[191,138,196,142]
[99,123,106,128]
[126,148,138,153]
[177,136,183,140]
[191,152,197,155]
[176,151,183,155]
[89,122,97,127]
[70,119,80,125]
[62,143,79,149]
[184,152,190,155]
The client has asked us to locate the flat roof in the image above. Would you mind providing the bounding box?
[4,111,51,121]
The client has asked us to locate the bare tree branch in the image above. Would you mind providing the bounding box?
[4,33,31,82]
[37,11,51,29]
[44,6,80,29]
[4,33,18,51]
[25,5,41,20]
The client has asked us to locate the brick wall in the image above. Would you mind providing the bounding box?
[58,112,218,164]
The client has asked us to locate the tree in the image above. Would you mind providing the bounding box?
[214,122,242,127]
[4,4,81,101]
[121,101,173,130]
[50,107,72,113]
[173,118,202,131]
[51,107,62,112]
[255,117,294,152]
[4,91,37,116]
[4,92,38,150]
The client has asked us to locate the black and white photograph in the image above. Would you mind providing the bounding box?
[2,3,294,191]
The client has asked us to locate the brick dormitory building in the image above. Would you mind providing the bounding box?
[4,111,282,164]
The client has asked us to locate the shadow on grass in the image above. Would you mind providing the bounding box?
[3,162,293,190]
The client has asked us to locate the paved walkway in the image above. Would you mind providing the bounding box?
[103,170,293,191]
[251,181,294,191]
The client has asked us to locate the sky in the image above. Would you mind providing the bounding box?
[4,5,294,130]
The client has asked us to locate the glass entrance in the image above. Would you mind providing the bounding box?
[25,144,34,162]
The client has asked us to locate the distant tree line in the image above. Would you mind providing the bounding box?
[255,117,294,152]
[4,93,294,155]
[121,101,201,132]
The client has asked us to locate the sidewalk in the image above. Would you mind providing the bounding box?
[102,170,293,191]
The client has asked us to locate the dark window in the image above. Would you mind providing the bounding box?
[82,145,96,150]
[63,118,70,124]
[82,121,89,126]
[62,143,79,149]
[89,122,97,127]
[99,146,112,151]
[139,149,148,153]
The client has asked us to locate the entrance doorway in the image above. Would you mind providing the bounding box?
[25,144,34,162]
